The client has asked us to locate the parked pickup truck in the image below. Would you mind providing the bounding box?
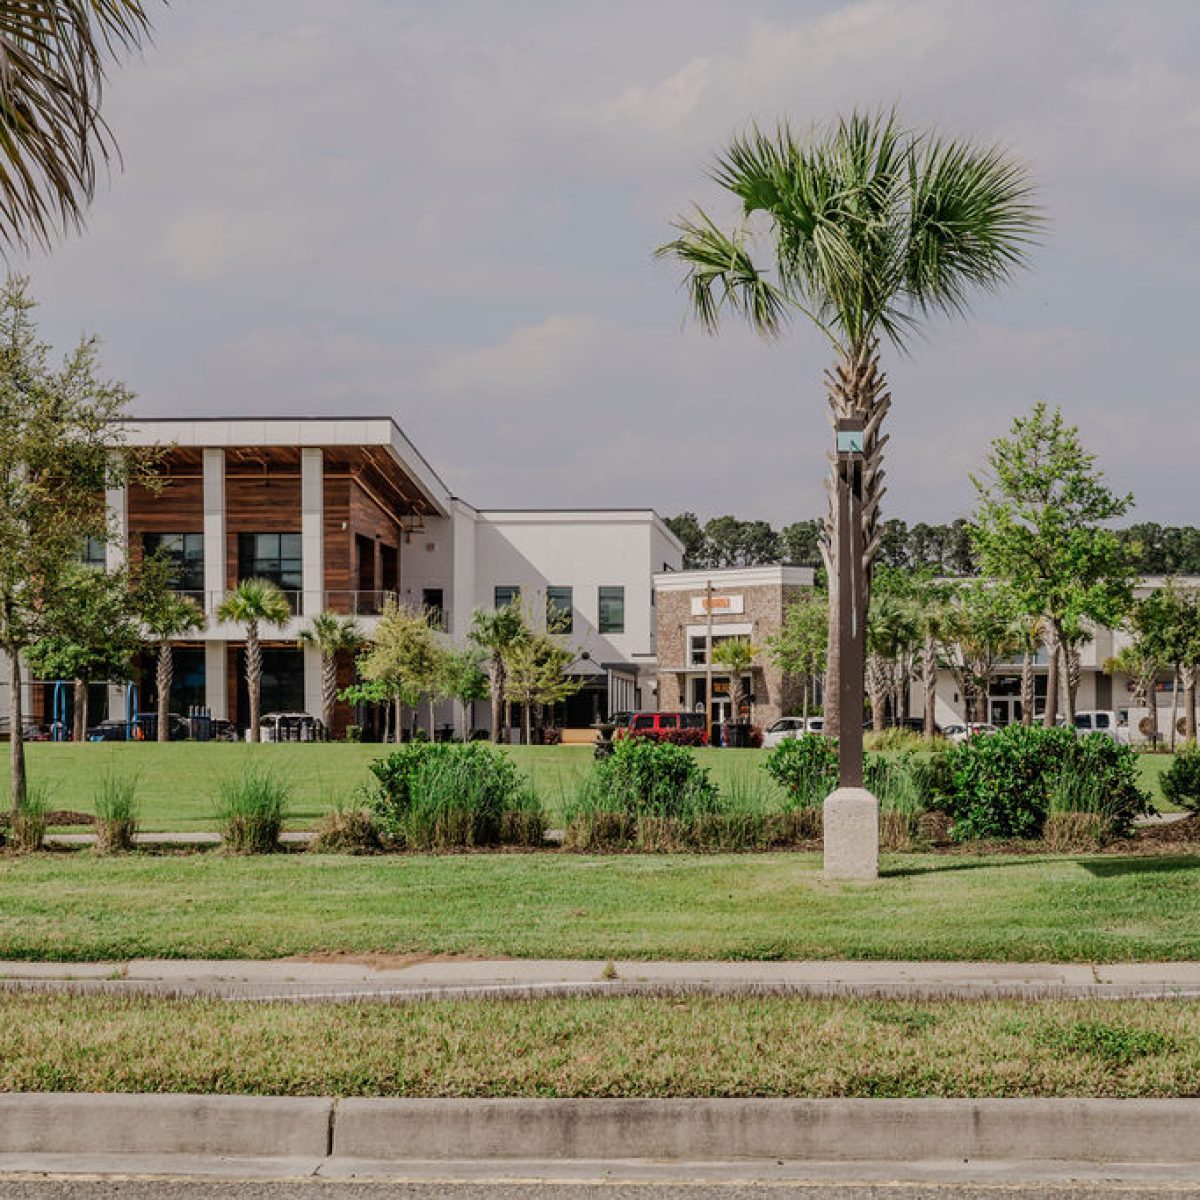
[1072,710,1132,743]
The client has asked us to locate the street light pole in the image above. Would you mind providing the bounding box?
[836,417,865,788]
[823,415,878,880]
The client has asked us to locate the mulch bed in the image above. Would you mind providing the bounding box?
[0,809,94,828]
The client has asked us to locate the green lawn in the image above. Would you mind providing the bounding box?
[2,993,1197,1097]
[15,742,1184,830]
[0,850,1195,962]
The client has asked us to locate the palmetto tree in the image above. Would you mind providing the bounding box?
[468,603,529,744]
[712,638,759,725]
[142,591,204,743]
[658,112,1040,737]
[217,578,291,743]
[0,1,152,251]
[298,611,363,738]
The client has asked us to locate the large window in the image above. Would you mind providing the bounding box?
[546,586,573,633]
[238,533,302,605]
[81,536,106,570]
[494,585,520,610]
[144,533,204,597]
[598,586,624,634]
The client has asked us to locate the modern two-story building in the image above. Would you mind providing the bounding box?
[7,416,682,738]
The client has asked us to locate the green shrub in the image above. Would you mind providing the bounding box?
[864,728,936,753]
[94,772,140,854]
[214,766,290,854]
[1161,743,1200,813]
[946,725,1149,841]
[762,735,838,808]
[369,742,545,849]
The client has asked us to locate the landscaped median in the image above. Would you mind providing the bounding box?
[2,993,1199,1098]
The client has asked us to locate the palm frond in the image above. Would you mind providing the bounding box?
[0,0,153,250]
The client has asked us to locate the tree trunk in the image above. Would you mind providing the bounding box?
[1183,666,1197,743]
[489,657,503,743]
[1043,626,1060,728]
[321,652,337,737]
[1144,671,1160,747]
[246,619,261,743]
[9,649,26,816]
[157,641,173,743]
[1064,644,1081,728]
[1170,669,1180,752]
[1020,649,1034,728]
[867,656,886,732]
[72,678,86,743]
[820,339,891,743]
[459,697,468,741]
[922,632,937,739]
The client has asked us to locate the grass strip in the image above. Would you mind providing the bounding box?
[0,850,1196,963]
[1,993,1198,1098]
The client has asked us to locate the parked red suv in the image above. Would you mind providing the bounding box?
[617,711,708,745]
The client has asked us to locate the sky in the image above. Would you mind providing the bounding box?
[16,0,1200,526]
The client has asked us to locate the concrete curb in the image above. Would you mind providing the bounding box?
[1,1095,1198,1166]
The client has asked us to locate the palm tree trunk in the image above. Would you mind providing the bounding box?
[867,656,886,732]
[157,641,173,743]
[9,649,26,816]
[246,619,261,743]
[1043,626,1060,727]
[1020,649,1034,728]
[72,678,86,743]
[821,340,891,744]
[321,652,337,736]
[922,632,937,739]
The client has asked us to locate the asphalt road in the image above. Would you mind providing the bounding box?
[3,1179,1200,1199]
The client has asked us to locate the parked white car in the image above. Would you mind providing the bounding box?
[942,722,999,745]
[762,716,823,747]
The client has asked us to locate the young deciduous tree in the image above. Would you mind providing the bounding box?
[941,581,1019,724]
[971,403,1134,727]
[358,601,443,743]
[503,633,581,745]
[439,645,489,741]
[765,589,827,721]
[0,277,147,810]
[26,561,143,741]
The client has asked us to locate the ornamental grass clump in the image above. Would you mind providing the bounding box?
[93,772,140,854]
[368,742,545,850]
[8,784,49,853]
[214,766,290,854]
[310,797,382,855]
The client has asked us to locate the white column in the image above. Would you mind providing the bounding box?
[202,448,226,615]
[104,481,127,571]
[205,641,227,720]
[301,448,324,617]
[104,485,127,720]
[303,644,323,719]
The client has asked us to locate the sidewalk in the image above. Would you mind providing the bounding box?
[3,957,1199,1001]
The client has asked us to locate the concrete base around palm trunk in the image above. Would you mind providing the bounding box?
[823,788,879,880]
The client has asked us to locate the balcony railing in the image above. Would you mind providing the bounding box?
[183,589,400,621]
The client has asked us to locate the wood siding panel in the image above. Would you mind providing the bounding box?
[223,474,301,590]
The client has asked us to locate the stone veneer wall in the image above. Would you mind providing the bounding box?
[654,582,812,728]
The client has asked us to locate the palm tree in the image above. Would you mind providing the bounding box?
[142,592,205,743]
[0,1,152,250]
[712,638,758,727]
[658,111,1040,737]
[468,603,528,743]
[217,578,291,743]
[298,611,364,738]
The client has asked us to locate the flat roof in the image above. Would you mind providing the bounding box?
[653,565,816,590]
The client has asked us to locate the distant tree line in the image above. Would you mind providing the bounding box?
[664,513,1200,579]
